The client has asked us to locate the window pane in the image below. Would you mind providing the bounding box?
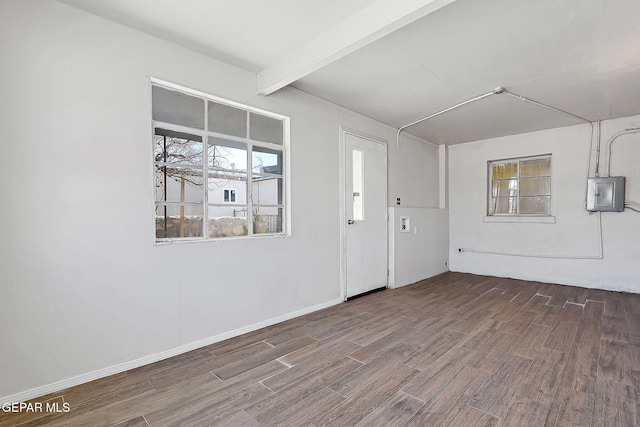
[155,204,203,239]
[208,101,247,137]
[253,207,283,234]
[152,86,204,129]
[213,186,244,204]
[155,129,203,167]
[208,171,246,203]
[250,112,283,144]
[208,137,247,171]
[252,146,283,175]
[493,197,518,214]
[208,205,248,238]
[521,158,550,177]
[251,177,283,205]
[520,196,550,214]
[353,149,364,221]
[222,189,237,203]
[492,179,518,198]
[520,177,550,196]
[492,162,517,179]
[155,166,204,203]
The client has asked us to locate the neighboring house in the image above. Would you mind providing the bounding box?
[157,165,280,237]
[159,168,278,217]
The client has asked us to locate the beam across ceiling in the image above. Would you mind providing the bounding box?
[256,0,456,96]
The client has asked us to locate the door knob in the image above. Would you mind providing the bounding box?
[347,219,355,225]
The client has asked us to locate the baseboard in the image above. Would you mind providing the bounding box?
[1,298,343,404]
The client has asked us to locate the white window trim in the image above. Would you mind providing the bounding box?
[223,188,236,203]
[487,154,552,217]
[483,215,556,223]
[151,78,291,244]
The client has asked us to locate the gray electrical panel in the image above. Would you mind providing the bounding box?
[587,177,625,212]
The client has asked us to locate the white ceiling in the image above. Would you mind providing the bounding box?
[57,0,379,71]
[58,0,640,144]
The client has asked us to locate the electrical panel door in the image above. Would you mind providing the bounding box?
[586,177,625,212]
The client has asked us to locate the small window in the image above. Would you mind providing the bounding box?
[223,189,236,203]
[152,80,288,241]
[488,155,551,216]
[352,149,364,221]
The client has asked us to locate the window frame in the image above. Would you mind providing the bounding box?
[223,189,236,203]
[151,79,290,243]
[487,154,552,217]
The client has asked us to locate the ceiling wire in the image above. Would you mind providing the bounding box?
[396,86,591,147]
[605,127,640,176]
[500,90,590,124]
[404,86,607,260]
[395,88,498,147]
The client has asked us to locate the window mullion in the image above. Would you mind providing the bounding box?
[246,112,253,237]
[516,160,521,215]
[203,99,209,239]
[247,143,253,236]
[152,120,206,138]
[282,147,286,232]
[489,163,494,215]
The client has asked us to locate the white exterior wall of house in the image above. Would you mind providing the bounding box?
[209,181,248,216]
[0,0,444,401]
[161,175,248,216]
[449,115,640,293]
[253,178,280,215]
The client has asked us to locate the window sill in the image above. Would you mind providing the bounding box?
[483,215,556,224]
[154,233,290,246]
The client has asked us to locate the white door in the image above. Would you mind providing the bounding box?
[344,132,387,299]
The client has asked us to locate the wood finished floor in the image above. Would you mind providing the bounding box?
[4,272,640,426]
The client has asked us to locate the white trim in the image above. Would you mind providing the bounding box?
[339,126,388,301]
[257,0,456,95]
[488,154,552,216]
[203,99,210,238]
[1,298,342,404]
[151,78,290,242]
[483,215,556,224]
[283,116,292,236]
[438,145,448,209]
[339,127,348,301]
[153,119,287,151]
[151,77,288,120]
[223,188,237,203]
[153,232,289,246]
[387,207,396,289]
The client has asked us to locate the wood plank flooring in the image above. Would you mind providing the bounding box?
[4,272,640,426]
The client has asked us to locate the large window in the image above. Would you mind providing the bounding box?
[488,155,551,216]
[152,81,288,241]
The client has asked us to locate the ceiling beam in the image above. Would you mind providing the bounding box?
[256,0,456,96]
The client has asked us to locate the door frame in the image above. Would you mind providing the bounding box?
[339,126,388,301]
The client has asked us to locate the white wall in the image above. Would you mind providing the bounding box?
[0,0,443,400]
[253,178,279,209]
[449,115,640,293]
[388,134,440,208]
[386,134,448,288]
[388,207,449,288]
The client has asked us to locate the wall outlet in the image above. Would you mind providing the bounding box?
[400,216,410,232]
